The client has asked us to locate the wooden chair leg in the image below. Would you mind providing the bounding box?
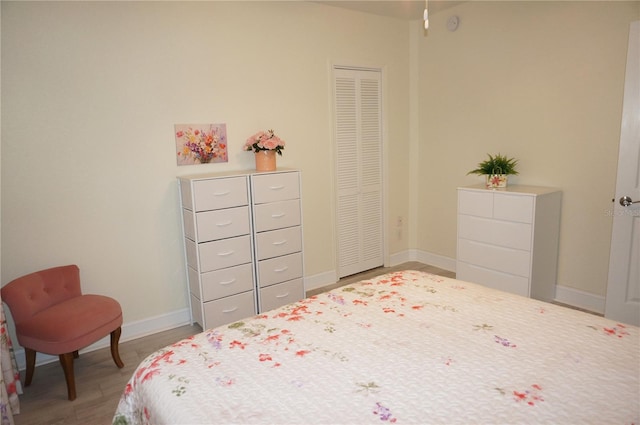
[59,352,77,401]
[73,350,79,359]
[110,327,124,368]
[24,348,36,386]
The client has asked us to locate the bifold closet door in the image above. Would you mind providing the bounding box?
[333,67,383,278]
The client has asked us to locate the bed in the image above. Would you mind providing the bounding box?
[112,270,639,425]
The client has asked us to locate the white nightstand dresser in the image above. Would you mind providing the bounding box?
[180,173,256,329]
[179,170,304,329]
[251,171,304,312]
[456,185,562,301]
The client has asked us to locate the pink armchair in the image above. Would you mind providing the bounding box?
[0,265,124,401]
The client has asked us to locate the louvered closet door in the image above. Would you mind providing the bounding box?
[334,67,383,278]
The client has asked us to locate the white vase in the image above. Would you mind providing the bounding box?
[486,174,508,188]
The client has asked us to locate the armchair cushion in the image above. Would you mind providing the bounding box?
[16,294,122,355]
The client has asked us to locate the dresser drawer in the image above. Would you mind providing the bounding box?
[458,190,493,218]
[194,206,250,242]
[456,262,530,297]
[252,172,300,204]
[259,278,304,312]
[458,214,532,251]
[253,199,301,232]
[187,235,252,272]
[256,226,302,260]
[192,176,248,212]
[257,252,303,288]
[192,263,254,302]
[203,290,256,329]
[457,238,530,277]
[493,193,534,223]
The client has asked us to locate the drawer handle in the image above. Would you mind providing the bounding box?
[213,191,230,197]
[216,221,233,227]
[271,213,285,219]
[222,306,238,314]
[274,266,289,273]
[269,185,285,191]
[219,278,236,285]
[275,292,290,299]
[272,239,287,246]
[217,250,235,257]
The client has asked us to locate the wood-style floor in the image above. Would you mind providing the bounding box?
[12,262,453,425]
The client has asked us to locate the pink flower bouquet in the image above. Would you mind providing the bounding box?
[244,129,285,156]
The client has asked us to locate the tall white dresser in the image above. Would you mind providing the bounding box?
[179,169,304,329]
[456,185,562,301]
[251,171,304,312]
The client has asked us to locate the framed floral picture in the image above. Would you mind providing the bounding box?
[175,123,228,165]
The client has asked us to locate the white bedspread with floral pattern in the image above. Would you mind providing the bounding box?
[113,270,639,425]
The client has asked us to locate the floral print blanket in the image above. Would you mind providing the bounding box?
[113,270,639,425]
[1,303,22,425]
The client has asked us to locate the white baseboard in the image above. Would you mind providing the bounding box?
[554,284,605,315]
[413,250,457,272]
[304,269,338,292]
[389,249,456,272]
[14,308,191,371]
[388,250,412,266]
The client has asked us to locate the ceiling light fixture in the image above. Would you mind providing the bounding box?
[424,0,429,29]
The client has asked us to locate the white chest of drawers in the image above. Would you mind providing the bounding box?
[456,185,562,301]
[250,171,305,312]
[180,173,256,329]
[179,170,304,329]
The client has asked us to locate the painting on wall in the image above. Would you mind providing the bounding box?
[175,123,228,165]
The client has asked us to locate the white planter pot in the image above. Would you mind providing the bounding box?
[486,174,508,188]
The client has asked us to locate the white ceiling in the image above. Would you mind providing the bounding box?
[312,1,464,20]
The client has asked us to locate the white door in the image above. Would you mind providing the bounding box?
[333,67,384,278]
[605,21,640,326]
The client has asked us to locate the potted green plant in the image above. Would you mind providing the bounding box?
[467,153,519,188]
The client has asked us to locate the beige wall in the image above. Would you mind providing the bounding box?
[0,1,411,323]
[417,1,640,296]
[2,0,638,334]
